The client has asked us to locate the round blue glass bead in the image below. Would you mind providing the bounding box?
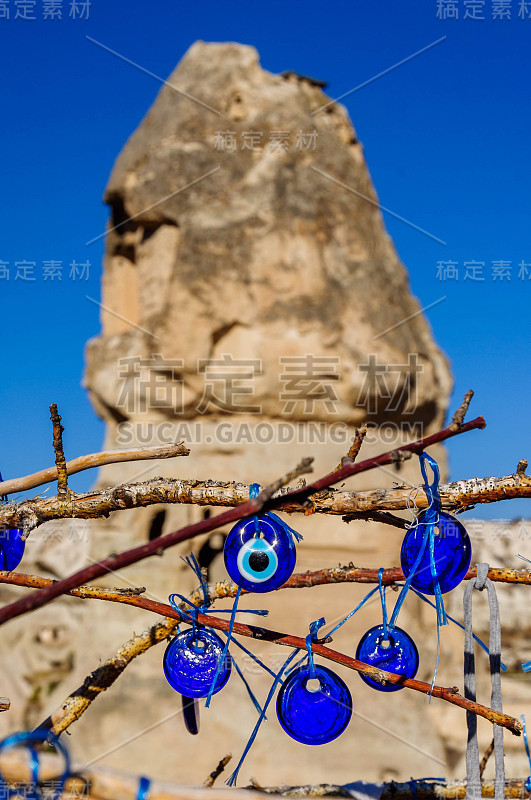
[400,510,472,595]
[224,513,296,592]
[276,664,352,745]
[163,628,231,698]
[525,776,531,793]
[0,528,25,571]
[356,624,419,692]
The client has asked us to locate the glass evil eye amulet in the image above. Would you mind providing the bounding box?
[400,510,472,595]
[0,471,25,572]
[0,527,25,571]
[276,664,352,745]
[356,624,419,692]
[224,513,297,592]
[163,628,231,698]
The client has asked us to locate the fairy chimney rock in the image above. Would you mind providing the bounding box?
[85,40,451,467]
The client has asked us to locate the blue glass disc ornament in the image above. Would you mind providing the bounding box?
[163,628,231,698]
[0,527,25,571]
[224,513,297,593]
[401,509,471,595]
[356,624,419,692]
[276,664,352,745]
[0,472,25,572]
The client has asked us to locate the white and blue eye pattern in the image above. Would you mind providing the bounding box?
[236,537,279,583]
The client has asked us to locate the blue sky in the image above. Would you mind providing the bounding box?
[1,0,529,519]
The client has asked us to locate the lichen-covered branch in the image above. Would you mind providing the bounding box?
[2,563,530,614]
[2,470,529,533]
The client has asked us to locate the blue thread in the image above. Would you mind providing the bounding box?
[378,568,388,638]
[248,481,303,545]
[227,649,299,786]
[0,729,70,800]
[267,512,304,544]
[326,586,380,639]
[521,715,531,791]
[231,655,266,717]
[205,587,242,707]
[522,660,531,673]
[250,483,261,535]
[220,633,276,679]
[182,553,210,609]
[305,618,326,679]
[137,776,151,800]
[410,587,508,672]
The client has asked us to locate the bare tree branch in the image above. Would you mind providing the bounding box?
[0,442,190,497]
[50,404,68,496]
[3,470,529,534]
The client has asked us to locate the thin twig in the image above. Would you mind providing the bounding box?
[0,443,190,496]
[450,389,474,431]
[479,737,494,778]
[49,404,68,496]
[517,459,528,475]
[0,416,487,628]
[203,754,232,787]
[0,571,146,598]
[334,425,367,472]
[256,458,314,503]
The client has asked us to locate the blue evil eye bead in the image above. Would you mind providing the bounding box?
[356,625,419,692]
[223,514,296,593]
[276,664,352,745]
[163,628,231,698]
[0,527,25,571]
[400,510,472,595]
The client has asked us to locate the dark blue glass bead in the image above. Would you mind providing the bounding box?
[356,624,419,692]
[0,528,25,571]
[400,510,471,595]
[276,664,352,745]
[224,514,296,593]
[163,628,231,698]
[525,776,531,793]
